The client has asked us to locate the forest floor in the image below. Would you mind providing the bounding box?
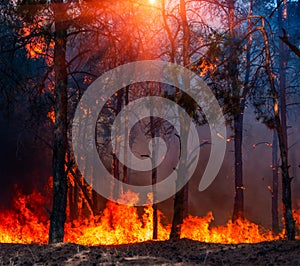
[0,239,299,265]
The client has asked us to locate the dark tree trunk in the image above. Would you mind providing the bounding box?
[227,0,245,222]
[49,1,68,244]
[151,126,158,240]
[170,0,190,239]
[272,131,280,234]
[260,18,296,240]
[171,133,189,239]
[275,114,295,240]
[170,99,190,240]
[149,82,158,240]
[113,89,123,199]
[69,183,79,221]
[232,105,244,222]
[170,185,186,239]
[277,0,296,241]
[112,153,120,199]
[152,196,158,240]
[123,86,129,184]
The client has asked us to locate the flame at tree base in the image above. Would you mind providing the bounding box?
[0,189,299,245]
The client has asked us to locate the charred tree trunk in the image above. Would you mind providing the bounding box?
[49,1,68,244]
[259,18,295,240]
[170,102,190,240]
[278,0,288,160]
[170,0,190,239]
[275,110,295,240]
[232,104,244,221]
[150,116,158,240]
[277,0,295,241]
[149,82,158,240]
[227,0,244,222]
[232,1,253,222]
[170,128,188,238]
[170,184,186,239]
[69,183,79,221]
[272,131,279,234]
[112,153,120,199]
[123,86,129,184]
[113,89,123,199]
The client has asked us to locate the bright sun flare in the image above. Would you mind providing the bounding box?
[148,0,156,5]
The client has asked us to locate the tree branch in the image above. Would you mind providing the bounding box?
[279,28,300,58]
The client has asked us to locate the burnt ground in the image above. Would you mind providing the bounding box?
[0,239,299,265]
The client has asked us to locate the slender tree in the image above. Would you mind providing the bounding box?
[271,131,279,234]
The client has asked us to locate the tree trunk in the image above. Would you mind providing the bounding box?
[69,183,79,221]
[170,129,188,239]
[227,0,245,222]
[170,185,186,239]
[170,0,190,239]
[150,116,158,240]
[276,115,295,240]
[272,130,279,234]
[113,89,123,199]
[232,105,244,222]
[49,1,68,244]
[277,0,295,241]
[112,153,120,199]
[123,86,129,184]
[259,18,295,240]
[149,82,158,240]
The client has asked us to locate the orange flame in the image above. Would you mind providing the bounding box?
[0,185,299,245]
[22,23,54,66]
[47,107,55,123]
[0,188,49,244]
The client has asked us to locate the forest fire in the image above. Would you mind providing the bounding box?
[1,184,298,246]
[1,1,300,264]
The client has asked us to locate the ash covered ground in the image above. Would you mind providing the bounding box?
[0,239,299,265]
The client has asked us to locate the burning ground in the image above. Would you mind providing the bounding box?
[2,188,300,245]
[0,188,300,265]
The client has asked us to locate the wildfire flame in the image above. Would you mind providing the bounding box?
[1,182,299,245]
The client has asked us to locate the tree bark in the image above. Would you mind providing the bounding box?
[232,104,244,221]
[149,82,158,240]
[275,110,295,240]
[49,1,68,244]
[113,89,123,199]
[277,0,295,241]
[258,17,295,240]
[150,116,158,240]
[122,86,129,184]
[170,0,190,239]
[170,184,186,239]
[272,131,279,234]
[227,0,245,222]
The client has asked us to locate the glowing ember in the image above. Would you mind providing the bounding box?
[294,209,300,231]
[0,187,298,245]
[47,107,55,123]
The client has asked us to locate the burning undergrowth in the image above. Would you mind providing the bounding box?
[1,179,299,246]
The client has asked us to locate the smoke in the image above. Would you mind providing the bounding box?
[0,96,299,230]
[183,106,300,228]
[0,115,51,210]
